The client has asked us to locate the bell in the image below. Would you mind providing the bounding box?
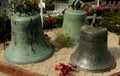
[70,14,116,72]
[70,25,115,72]
[4,13,54,64]
[62,8,86,40]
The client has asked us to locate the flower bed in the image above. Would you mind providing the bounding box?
[86,4,120,34]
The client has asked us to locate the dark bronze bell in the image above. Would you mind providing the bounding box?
[70,14,116,72]
[4,13,54,64]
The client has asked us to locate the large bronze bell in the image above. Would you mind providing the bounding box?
[4,13,54,64]
[70,14,116,72]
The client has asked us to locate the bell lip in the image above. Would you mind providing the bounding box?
[70,56,116,73]
[4,50,55,64]
[77,63,116,73]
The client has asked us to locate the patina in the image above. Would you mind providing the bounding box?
[4,0,55,64]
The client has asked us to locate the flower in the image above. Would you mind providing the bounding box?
[95,6,103,11]
[114,6,120,11]
[9,0,39,14]
[47,17,56,25]
[54,63,77,76]
[86,5,120,16]
[104,6,110,11]
[55,63,65,70]
[58,72,64,76]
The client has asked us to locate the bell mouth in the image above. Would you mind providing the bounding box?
[70,51,116,72]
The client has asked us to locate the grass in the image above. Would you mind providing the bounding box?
[55,28,72,47]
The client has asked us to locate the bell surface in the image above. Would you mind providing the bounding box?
[70,25,116,72]
[4,13,54,64]
[62,8,86,40]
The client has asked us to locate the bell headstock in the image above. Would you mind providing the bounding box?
[68,0,84,10]
[86,13,104,27]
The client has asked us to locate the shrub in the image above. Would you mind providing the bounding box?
[45,3,55,10]
[0,9,11,43]
[55,29,72,47]
[43,0,55,11]
[102,12,120,34]
[9,0,40,14]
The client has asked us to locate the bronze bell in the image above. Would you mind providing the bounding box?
[4,13,54,64]
[70,14,116,72]
[62,0,86,41]
[62,8,86,39]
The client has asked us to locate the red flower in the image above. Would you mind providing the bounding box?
[61,69,67,74]
[51,18,55,24]
[114,6,119,10]
[47,17,55,24]
[54,63,77,76]
[58,72,64,76]
[104,6,110,11]
[48,17,51,23]
[57,63,65,70]
[65,65,72,71]
[95,6,103,11]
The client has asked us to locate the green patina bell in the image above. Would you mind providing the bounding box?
[70,14,116,72]
[4,13,54,64]
[62,0,86,42]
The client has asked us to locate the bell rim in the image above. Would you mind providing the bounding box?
[70,54,116,72]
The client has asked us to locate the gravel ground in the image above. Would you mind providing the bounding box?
[0,28,120,76]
